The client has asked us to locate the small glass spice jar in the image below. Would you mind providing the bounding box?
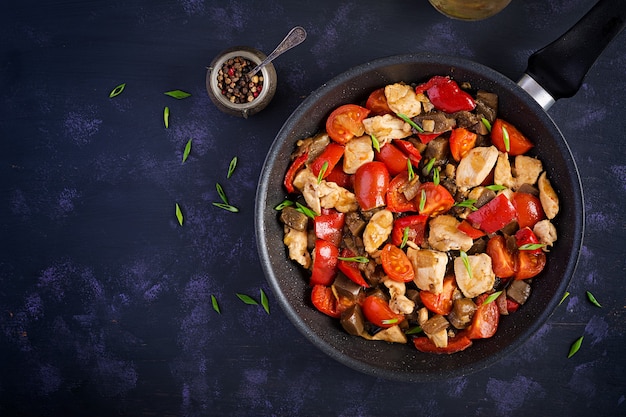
[206,46,277,118]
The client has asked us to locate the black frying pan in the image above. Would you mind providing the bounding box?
[255,0,625,382]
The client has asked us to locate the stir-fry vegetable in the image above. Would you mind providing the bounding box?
[277,76,560,355]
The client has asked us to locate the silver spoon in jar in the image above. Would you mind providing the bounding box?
[247,26,307,78]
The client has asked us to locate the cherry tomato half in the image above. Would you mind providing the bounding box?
[381,244,414,283]
[365,88,392,116]
[386,172,417,213]
[449,127,477,162]
[416,182,455,217]
[491,119,534,155]
[311,285,340,318]
[391,214,428,247]
[325,104,370,144]
[354,161,390,211]
[486,235,516,279]
[465,293,500,339]
[512,192,545,229]
[420,276,457,315]
[361,295,405,328]
[514,250,546,280]
[375,143,409,176]
[413,334,473,354]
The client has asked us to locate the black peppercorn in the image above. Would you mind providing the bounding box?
[216,56,264,104]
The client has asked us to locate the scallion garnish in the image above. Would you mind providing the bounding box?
[400,226,410,249]
[317,161,329,184]
[419,189,426,213]
[485,184,507,192]
[481,117,492,132]
[454,199,478,211]
[227,156,238,178]
[407,159,415,181]
[558,291,570,306]
[164,89,191,99]
[406,326,423,335]
[568,335,584,358]
[212,202,239,212]
[460,250,472,280]
[502,125,510,152]
[274,200,294,210]
[109,83,126,98]
[433,166,440,186]
[586,291,602,308]
[371,134,381,152]
[483,291,503,305]
[164,106,170,128]
[211,295,221,314]
[236,293,258,305]
[295,202,317,219]
[182,138,192,163]
[382,318,399,325]
[425,158,436,175]
[216,183,228,204]
[396,113,424,133]
[260,289,270,314]
[337,256,369,263]
[519,243,545,251]
[175,203,184,226]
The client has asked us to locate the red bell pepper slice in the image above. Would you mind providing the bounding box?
[417,132,440,144]
[466,193,517,234]
[337,248,370,287]
[324,163,352,189]
[506,298,520,313]
[310,143,345,179]
[375,143,409,176]
[310,239,339,286]
[457,220,486,239]
[415,76,476,113]
[283,151,308,194]
[413,334,473,354]
[515,227,543,254]
[391,214,428,247]
[419,276,457,315]
[393,140,422,166]
[310,285,341,318]
[314,209,345,247]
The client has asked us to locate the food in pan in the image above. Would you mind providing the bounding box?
[276,75,559,354]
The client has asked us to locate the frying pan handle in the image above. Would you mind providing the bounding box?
[521,0,626,110]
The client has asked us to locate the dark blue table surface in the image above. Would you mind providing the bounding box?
[1,1,625,416]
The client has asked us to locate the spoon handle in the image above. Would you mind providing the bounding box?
[248,26,307,77]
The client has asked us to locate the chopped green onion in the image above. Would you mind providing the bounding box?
[396,113,424,133]
[216,183,228,204]
[371,134,381,152]
[568,335,584,358]
[337,256,369,263]
[236,293,258,305]
[425,158,436,175]
[454,199,478,211]
[175,203,184,226]
[227,156,238,178]
[295,202,316,219]
[400,226,410,249]
[502,125,510,152]
[274,200,294,210]
[519,243,545,251]
[419,189,426,213]
[182,138,192,163]
[485,184,507,192]
[406,326,423,335]
[260,289,270,314]
[407,159,415,182]
[483,291,503,305]
[586,291,602,308]
[212,202,239,212]
[460,250,472,280]
[164,106,170,128]
[164,89,191,99]
[109,83,126,98]
[481,117,492,132]
[433,166,440,186]
[211,295,221,314]
[317,161,329,184]
[381,318,399,325]
[558,291,570,306]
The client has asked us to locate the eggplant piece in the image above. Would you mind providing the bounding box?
[345,211,366,236]
[421,314,449,335]
[413,111,457,133]
[422,136,450,167]
[507,280,531,305]
[279,206,309,231]
[332,273,364,302]
[447,298,477,330]
[340,304,365,336]
[475,90,498,123]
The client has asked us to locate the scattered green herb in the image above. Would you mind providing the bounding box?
[396,112,424,133]
[109,83,126,98]
[295,202,317,219]
[586,291,602,308]
[182,138,192,163]
[317,161,329,184]
[236,293,258,305]
[485,184,507,192]
[212,202,239,212]
[406,326,423,335]
[502,125,510,152]
[481,117,492,132]
[274,200,294,211]
[211,295,221,314]
[164,89,191,99]
[227,156,238,178]
[164,106,170,128]
[400,226,410,249]
[425,158,436,175]
[337,256,369,263]
[407,159,415,182]
[419,189,426,212]
[216,183,228,204]
[483,291,503,305]
[454,199,478,211]
[568,335,584,358]
[260,289,270,314]
[558,291,570,306]
[371,134,381,152]
[519,243,545,251]
[433,166,440,186]
[382,318,399,325]
[460,250,472,280]
[175,203,184,226]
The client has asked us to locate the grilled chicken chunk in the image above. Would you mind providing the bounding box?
[454,253,495,298]
[456,146,499,189]
[407,248,448,294]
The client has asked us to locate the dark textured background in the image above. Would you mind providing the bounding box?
[1,0,625,416]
